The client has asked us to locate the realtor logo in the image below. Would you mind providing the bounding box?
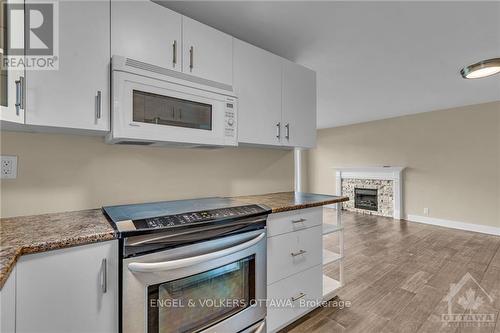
[441,272,496,328]
[3,1,58,70]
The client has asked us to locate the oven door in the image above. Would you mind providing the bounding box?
[122,229,266,333]
[111,71,237,146]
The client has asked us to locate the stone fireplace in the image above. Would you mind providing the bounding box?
[335,167,405,219]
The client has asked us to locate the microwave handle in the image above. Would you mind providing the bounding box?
[128,232,265,273]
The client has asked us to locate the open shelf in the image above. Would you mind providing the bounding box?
[322,275,341,300]
[323,249,342,265]
[322,224,343,236]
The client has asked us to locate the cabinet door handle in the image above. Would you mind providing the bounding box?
[95,91,102,119]
[100,258,107,293]
[189,46,194,71]
[291,249,307,257]
[15,76,24,115]
[291,218,307,224]
[291,292,306,302]
[285,123,290,139]
[276,122,281,139]
[172,40,177,66]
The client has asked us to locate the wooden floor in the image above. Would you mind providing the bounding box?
[280,210,500,333]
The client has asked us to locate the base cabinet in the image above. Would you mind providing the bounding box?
[266,208,323,332]
[0,266,16,333]
[15,240,118,333]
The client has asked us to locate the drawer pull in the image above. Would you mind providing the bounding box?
[291,292,306,302]
[291,249,307,257]
[291,218,307,224]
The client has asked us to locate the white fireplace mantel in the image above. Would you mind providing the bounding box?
[335,167,405,220]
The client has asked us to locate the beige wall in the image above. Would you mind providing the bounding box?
[306,101,500,228]
[0,132,294,218]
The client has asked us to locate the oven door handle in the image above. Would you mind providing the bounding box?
[127,232,265,273]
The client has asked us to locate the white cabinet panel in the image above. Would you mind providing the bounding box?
[233,39,282,146]
[1,0,24,124]
[16,241,119,333]
[267,225,322,284]
[25,0,110,131]
[282,60,317,148]
[182,16,232,86]
[0,266,16,333]
[267,207,322,237]
[111,0,182,71]
[267,265,322,333]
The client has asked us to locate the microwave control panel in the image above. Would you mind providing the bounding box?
[224,100,237,143]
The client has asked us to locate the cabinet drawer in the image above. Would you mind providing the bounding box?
[267,265,322,333]
[267,225,322,284]
[267,207,322,237]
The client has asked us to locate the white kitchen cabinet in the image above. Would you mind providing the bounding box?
[0,0,25,124]
[111,0,182,72]
[16,240,119,333]
[182,16,233,87]
[282,60,317,148]
[267,265,323,332]
[266,207,323,332]
[0,266,16,333]
[25,0,110,132]
[233,39,282,146]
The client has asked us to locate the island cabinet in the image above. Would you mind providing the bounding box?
[234,40,317,149]
[15,240,118,333]
[266,207,324,332]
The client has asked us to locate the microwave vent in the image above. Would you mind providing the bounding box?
[115,141,154,146]
[123,57,233,92]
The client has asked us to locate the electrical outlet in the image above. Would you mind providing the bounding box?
[423,207,429,216]
[1,156,18,179]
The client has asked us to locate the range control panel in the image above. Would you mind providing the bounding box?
[133,204,267,229]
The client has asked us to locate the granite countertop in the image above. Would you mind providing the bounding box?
[0,209,114,289]
[233,191,349,213]
[0,191,348,289]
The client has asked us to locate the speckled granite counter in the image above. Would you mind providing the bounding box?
[233,192,349,213]
[0,192,348,289]
[0,209,115,289]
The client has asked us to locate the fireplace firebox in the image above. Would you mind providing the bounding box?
[354,188,378,211]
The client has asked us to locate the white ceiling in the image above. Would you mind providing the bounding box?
[159,1,500,128]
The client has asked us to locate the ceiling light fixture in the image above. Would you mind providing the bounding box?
[460,58,500,79]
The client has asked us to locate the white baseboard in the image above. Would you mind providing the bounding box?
[406,214,500,236]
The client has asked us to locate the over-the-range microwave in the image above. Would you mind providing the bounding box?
[107,56,237,147]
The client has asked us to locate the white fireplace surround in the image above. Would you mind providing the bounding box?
[335,167,405,220]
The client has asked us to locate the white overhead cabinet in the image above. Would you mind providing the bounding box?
[0,0,25,124]
[111,0,182,72]
[233,39,282,146]
[24,0,110,132]
[15,241,118,333]
[234,41,317,148]
[182,16,233,87]
[282,60,317,148]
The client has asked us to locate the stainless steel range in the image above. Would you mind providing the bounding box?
[103,198,270,333]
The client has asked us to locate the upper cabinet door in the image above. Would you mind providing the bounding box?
[282,61,317,148]
[25,0,110,131]
[234,39,282,146]
[111,0,181,71]
[1,0,25,124]
[182,16,232,86]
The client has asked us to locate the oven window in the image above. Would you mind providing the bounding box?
[148,255,255,333]
[133,90,212,131]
